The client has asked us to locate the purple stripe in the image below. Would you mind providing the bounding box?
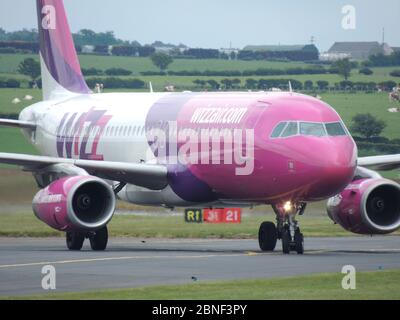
[37,0,90,94]
[145,94,217,203]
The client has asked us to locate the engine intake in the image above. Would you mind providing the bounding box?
[327,178,400,234]
[33,176,116,232]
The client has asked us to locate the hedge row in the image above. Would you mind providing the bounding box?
[356,142,400,154]
[0,79,21,88]
[86,77,145,89]
[191,78,398,92]
[140,66,335,77]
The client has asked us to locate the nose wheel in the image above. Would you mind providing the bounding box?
[258,202,306,255]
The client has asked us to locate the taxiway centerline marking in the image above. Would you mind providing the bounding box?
[0,252,266,269]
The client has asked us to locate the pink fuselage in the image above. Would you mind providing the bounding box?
[168,92,357,204]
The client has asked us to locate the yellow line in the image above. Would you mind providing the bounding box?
[0,253,254,269]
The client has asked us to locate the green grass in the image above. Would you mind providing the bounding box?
[0,127,38,154]
[0,88,42,113]
[0,53,309,75]
[4,269,400,300]
[321,92,400,140]
[1,209,399,238]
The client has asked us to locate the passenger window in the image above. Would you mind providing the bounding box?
[271,122,287,138]
[325,122,347,136]
[281,122,298,137]
[300,122,326,137]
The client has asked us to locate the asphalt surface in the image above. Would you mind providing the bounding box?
[0,236,400,296]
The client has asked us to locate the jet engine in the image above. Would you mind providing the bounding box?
[327,178,400,234]
[32,176,116,232]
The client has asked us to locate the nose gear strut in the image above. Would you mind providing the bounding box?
[258,202,306,254]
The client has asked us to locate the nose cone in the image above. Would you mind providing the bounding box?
[307,138,357,199]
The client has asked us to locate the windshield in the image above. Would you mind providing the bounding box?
[300,122,326,137]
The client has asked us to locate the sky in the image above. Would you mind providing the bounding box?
[0,0,399,51]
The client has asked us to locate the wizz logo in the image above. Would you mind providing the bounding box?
[41,5,56,30]
[56,108,112,160]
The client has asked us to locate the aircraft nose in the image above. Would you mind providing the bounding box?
[307,138,357,199]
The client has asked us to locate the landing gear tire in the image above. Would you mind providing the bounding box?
[281,228,291,254]
[66,232,85,251]
[258,222,277,251]
[89,226,108,251]
[294,229,304,255]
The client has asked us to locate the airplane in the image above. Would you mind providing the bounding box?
[0,0,400,254]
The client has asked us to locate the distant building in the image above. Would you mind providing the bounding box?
[243,44,317,52]
[82,45,95,54]
[392,47,400,53]
[319,52,351,61]
[327,42,392,60]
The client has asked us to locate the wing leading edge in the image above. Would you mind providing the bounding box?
[358,154,400,171]
[0,153,167,190]
[0,119,36,129]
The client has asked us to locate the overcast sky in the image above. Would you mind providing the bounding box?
[0,0,399,51]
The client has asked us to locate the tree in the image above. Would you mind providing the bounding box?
[351,113,386,139]
[207,80,220,90]
[150,52,173,71]
[334,58,352,80]
[18,58,40,81]
[359,67,373,75]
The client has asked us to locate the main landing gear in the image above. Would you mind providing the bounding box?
[66,226,109,251]
[258,203,306,255]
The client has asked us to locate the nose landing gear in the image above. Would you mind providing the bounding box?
[258,202,306,255]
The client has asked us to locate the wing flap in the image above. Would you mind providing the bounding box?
[0,153,167,190]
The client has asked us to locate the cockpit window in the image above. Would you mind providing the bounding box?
[300,122,326,137]
[325,122,347,136]
[281,122,298,137]
[271,122,287,138]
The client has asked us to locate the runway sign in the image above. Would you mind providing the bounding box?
[184,209,203,223]
[204,208,242,224]
[185,208,242,224]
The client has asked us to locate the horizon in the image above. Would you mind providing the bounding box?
[0,0,398,52]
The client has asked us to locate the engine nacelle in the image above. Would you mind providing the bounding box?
[327,178,400,235]
[33,176,116,232]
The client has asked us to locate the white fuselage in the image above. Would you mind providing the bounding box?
[21,92,169,164]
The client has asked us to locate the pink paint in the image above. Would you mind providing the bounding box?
[172,93,357,203]
[327,178,400,234]
[33,176,90,232]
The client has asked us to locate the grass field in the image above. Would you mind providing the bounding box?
[1,53,400,91]
[0,53,309,75]
[4,269,400,300]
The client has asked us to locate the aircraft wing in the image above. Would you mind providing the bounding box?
[0,119,36,129]
[0,153,167,190]
[358,154,400,171]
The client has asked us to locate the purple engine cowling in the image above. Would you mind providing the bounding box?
[32,176,116,232]
[327,178,400,234]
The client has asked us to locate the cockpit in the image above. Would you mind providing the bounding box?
[270,121,349,138]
